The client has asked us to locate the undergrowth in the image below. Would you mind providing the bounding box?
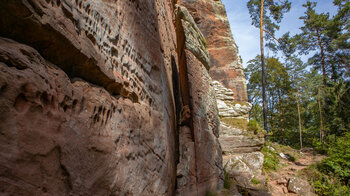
[267,141,300,162]
[305,133,350,195]
[248,119,266,135]
[251,177,261,185]
[302,164,350,195]
[223,169,231,189]
[261,144,280,172]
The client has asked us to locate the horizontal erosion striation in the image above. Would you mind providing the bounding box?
[0,0,138,102]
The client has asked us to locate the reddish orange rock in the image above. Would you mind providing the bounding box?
[179,0,248,102]
[0,0,224,195]
[0,0,179,195]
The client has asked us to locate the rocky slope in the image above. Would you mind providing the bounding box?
[0,0,255,195]
[265,144,323,196]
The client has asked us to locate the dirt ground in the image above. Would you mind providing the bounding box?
[267,148,325,196]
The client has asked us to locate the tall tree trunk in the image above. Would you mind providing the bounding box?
[260,0,268,133]
[296,84,303,149]
[318,87,324,142]
[277,89,284,129]
[316,28,327,86]
[278,89,285,144]
[316,28,328,132]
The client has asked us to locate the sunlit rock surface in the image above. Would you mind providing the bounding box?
[179,0,268,194]
[0,0,223,195]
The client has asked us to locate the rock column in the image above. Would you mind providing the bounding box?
[175,5,223,195]
[179,0,268,194]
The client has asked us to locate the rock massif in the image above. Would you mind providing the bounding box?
[179,0,267,194]
[175,5,223,195]
[0,0,261,195]
[0,0,223,195]
[178,0,248,102]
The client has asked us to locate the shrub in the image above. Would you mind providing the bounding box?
[319,133,350,184]
[205,190,217,196]
[248,119,266,135]
[261,145,280,172]
[303,164,350,195]
[302,133,350,195]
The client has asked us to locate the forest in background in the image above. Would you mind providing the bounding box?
[245,0,349,194]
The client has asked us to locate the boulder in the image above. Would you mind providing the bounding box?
[288,177,315,196]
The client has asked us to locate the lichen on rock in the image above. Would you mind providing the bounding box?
[175,5,210,70]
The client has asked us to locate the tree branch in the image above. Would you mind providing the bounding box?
[263,29,281,43]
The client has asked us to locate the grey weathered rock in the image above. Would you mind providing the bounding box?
[288,177,315,196]
[175,5,223,195]
[175,5,210,70]
[220,136,265,154]
[225,152,264,181]
[213,81,252,117]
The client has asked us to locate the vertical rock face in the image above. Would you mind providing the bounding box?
[175,5,223,195]
[0,0,224,195]
[178,0,248,102]
[0,0,223,195]
[0,0,178,195]
[179,0,268,194]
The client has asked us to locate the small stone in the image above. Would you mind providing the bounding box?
[277,178,288,185]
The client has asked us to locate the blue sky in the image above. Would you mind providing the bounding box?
[221,0,337,68]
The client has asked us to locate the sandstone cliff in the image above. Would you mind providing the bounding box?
[179,1,267,195]
[0,0,258,195]
[0,0,223,195]
[178,0,248,102]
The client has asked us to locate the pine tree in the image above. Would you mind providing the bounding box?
[247,0,291,133]
[298,1,331,86]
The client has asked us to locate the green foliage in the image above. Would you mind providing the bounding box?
[313,139,329,154]
[268,142,300,161]
[303,164,350,195]
[251,177,261,185]
[248,119,266,135]
[301,133,350,195]
[261,145,280,172]
[244,1,350,193]
[324,80,350,137]
[320,133,350,184]
[223,169,231,189]
[247,0,291,42]
[237,186,250,196]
